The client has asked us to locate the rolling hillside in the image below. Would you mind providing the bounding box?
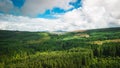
[0,27,120,68]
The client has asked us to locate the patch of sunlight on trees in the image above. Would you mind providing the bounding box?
[89,39,120,45]
[63,34,89,40]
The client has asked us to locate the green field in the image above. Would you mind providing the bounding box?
[0,27,120,68]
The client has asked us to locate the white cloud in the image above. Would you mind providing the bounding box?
[0,0,120,31]
[0,0,13,13]
[83,0,120,19]
[21,0,76,16]
[82,0,120,27]
[0,0,76,16]
[0,14,66,31]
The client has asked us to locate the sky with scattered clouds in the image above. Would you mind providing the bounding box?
[0,0,120,31]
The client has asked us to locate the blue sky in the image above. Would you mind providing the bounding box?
[11,0,25,8]
[37,0,82,19]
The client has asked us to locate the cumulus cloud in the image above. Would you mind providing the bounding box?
[82,0,120,27]
[21,0,76,16]
[0,14,67,31]
[83,0,120,19]
[0,0,76,16]
[0,0,13,13]
[0,0,120,31]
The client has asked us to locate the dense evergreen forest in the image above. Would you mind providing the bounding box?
[0,27,120,68]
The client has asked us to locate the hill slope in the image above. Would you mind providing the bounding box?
[0,27,120,68]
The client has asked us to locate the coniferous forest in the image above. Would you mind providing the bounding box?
[0,27,120,68]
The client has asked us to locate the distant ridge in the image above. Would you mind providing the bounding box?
[71,27,120,33]
[0,27,120,33]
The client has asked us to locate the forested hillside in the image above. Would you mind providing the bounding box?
[0,27,120,68]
